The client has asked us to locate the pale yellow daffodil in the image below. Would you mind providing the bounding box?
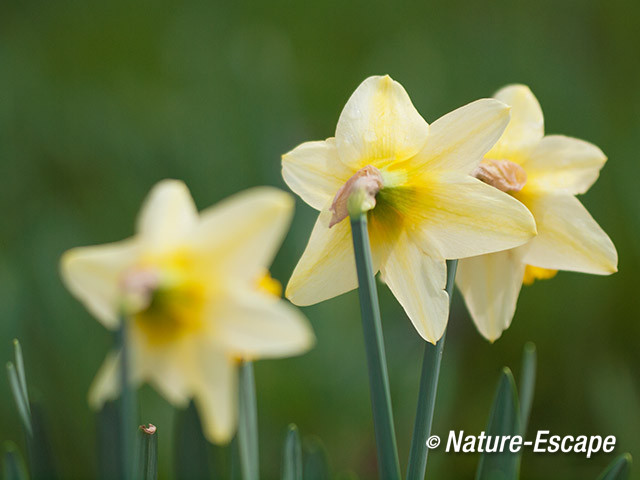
[282,75,537,343]
[60,180,314,443]
[456,85,618,341]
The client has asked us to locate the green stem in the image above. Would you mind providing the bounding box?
[118,319,136,480]
[350,214,401,480]
[237,361,259,480]
[406,259,458,480]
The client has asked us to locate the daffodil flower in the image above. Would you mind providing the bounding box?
[282,75,537,343]
[60,180,314,443]
[456,85,618,341]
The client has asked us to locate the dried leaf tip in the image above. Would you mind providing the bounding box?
[139,424,157,435]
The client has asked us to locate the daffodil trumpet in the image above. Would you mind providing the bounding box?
[350,212,401,480]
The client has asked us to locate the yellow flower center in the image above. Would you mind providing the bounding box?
[473,159,527,193]
[523,265,558,285]
[123,251,208,346]
[257,272,283,297]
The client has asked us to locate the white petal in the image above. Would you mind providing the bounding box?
[60,239,140,328]
[88,351,121,409]
[191,349,237,444]
[414,99,510,173]
[488,84,544,158]
[456,250,526,342]
[517,191,618,274]
[215,289,315,358]
[523,135,607,195]
[134,339,193,407]
[136,179,199,252]
[285,208,359,306]
[335,75,429,169]
[282,138,353,211]
[413,175,537,260]
[193,187,294,281]
[380,234,448,343]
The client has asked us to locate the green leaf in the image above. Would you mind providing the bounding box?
[28,404,58,479]
[303,437,330,480]
[135,425,158,480]
[237,361,259,480]
[596,453,632,480]
[97,402,122,480]
[475,368,521,480]
[281,424,302,480]
[349,214,401,480]
[406,259,457,480]
[12,340,30,416]
[174,402,213,479]
[518,342,536,437]
[2,442,29,480]
[6,362,32,437]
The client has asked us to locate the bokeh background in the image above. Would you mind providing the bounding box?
[1,0,639,478]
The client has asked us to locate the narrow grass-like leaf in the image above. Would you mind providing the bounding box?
[135,425,158,480]
[475,368,521,480]
[174,402,213,479]
[518,342,536,437]
[6,362,32,437]
[282,424,302,480]
[597,453,632,480]
[406,259,457,480]
[12,340,30,415]
[2,442,29,480]
[303,437,330,480]
[237,361,259,480]
[350,214,401,480]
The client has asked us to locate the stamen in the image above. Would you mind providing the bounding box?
[472,159,527,193]
[329,165,383,227]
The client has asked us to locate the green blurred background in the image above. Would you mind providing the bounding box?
[1,0,639,478]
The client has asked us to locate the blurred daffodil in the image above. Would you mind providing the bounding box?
[60,180,314,443]
[457,85,618,341]
[282,75,537,343]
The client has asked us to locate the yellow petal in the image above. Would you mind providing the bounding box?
[456,250,526,342]
[488,84,544,159]
[215,289,315,358]
[413,99,510,173]
[517,191,618,275]
[60,239,140,329]
[194,187,294,281]
[285,208,359,306]
[380,234,448,343]
[282,138,353,211]
[523,135,607,195]
[192,349,237,444]
[335,75,430,169]
[412,175,537,260]
[136,179,199,252]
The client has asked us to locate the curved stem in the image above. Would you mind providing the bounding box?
[350,214,401,480]
[406,259,458,480]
